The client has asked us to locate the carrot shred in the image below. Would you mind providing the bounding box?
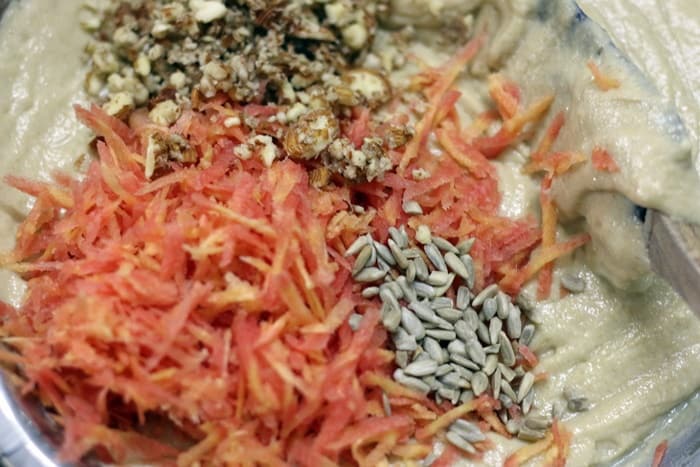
[587,61,621,91]
[537,176,557,299]
[399,36,485,171]
[591,146,620,172]
[652,440,669,467]
[488,74,521,119]
[504,433,554,467]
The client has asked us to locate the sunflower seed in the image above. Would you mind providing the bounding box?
[387,238,410,270]
[506,306,522,339]
[447,339,468,357]
[483,354,499,376]
[402,200,423,216]
[499,393,514,409]
[454,287,469,311]
[444,252,469,280]
[380,391,392,417]
[433,274,456,297]
[477,321,490,344]
[434,316,454,330]
[497,292,511,319]
[457,238,476,254]
[506,419,521,435]
[345,235,368,257]
[423,337,445,363]
[405,359,438,377]
[408,301,436,324]
[406,261,416,283]
[355,267,386,283]
[382,304,401,331]
[518,425,546,441]
[423,375,441,391]
[374,242,396,266]
[413,281,436,299]
[427,270,451,286]
[489,317,503,345]
[498,408,509,425]
[351,244,373,277]
[396,374,431,395]
[467,340,486,366]
[472,284,499,307]
[551,400,566,419]
[561,273,585,294]
[432,236,458,253]
[416,224,432,245]
[522,389,535,415]
[436,364,453,377]
[460,254,476,288]
[435,393,443,405]
[379,258,394,273]
[482,297,498,320]
[396,276,417,303]
[380,281,403,299]
[518,372,535,402]
[413,350,431,362]
[492,368,502,398]
[451,364,474,380]
[348,313,363,331]
[395,350,409,368]
[440,371,462,388]
[400,308,425,340]
[362,286,379,299]
[424,243,447,272]
[436,307,462,323]
[471,371,489,395]
[455,320,477,342]
[448,425,484,444]
[450,354,480,371]
[463,308,480,330]
[460,390,475,404]
[499,364,517,382]
[519,324,535,347]
[413,256,429,281]
[499,332,516,366]
[515,292,535,312]
[446,431,477,454]
[438,386,461,404]
[380,287,400,313]
[392,328,417,351]
[402,247,422,259]
[431,296,453,308]
[452,420,485,441]
[426,329,456,341]
[388,226,408,249]
[501,379,518,401]
[514,366,526,378]
[568,397,591,412]
[525,414,551,431]
[483,344,501,354]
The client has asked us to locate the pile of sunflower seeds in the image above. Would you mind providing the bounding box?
[347,224,555,447]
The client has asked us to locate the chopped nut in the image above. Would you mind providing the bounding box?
[190,0,228,23]
[342,22,369,50]
[149,100,181,127]
[284,109,340,160]
[310,167,332,188]
[102,92,134,120]
[343,68,392,108]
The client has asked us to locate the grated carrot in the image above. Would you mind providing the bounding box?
[587,61,621,91]
[399,36,485,171]
[652,440,669,467]
[592,146,620,172]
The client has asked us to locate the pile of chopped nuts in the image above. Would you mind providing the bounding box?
[80,0,410,182]
[81,0,384,112]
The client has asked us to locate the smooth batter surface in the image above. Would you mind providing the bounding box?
[1,1,700,466]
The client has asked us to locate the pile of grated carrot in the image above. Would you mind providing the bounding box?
[0,36,588,466]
